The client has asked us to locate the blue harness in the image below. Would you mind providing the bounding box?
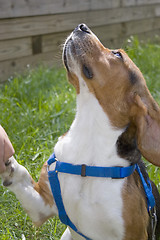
[47,152,156,240]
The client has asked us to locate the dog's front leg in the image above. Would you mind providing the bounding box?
[1,156,57,226]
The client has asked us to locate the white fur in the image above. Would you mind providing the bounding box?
[1,74,129,239]
[1,156,57,225]
[1,45,129,239]
[54,74,129,240]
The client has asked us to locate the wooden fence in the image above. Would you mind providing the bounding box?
[1,0,160,81]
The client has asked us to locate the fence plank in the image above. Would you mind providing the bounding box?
[1,27,160,82]
[0,4,159,41]
[0,0,120,19]
[122,0,160,7]
[0,51,62,82]
[1,0,159,19]
[121,19,155,37]
[40,18,160,53]
[92,19,160,47]
[42,32,69,53]
[0,38,32,61]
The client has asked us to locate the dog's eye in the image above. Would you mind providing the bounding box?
[82,65,93,79]
[112,51,123,59]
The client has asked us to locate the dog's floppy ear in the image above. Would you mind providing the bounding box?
[130,93,160,167]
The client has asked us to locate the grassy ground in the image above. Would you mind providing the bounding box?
[0,67,75,239]
[0,37,160,239]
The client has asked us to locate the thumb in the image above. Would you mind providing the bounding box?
[4,137,15,162]
[0,126,15,173]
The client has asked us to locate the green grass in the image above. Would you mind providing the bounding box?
[0,67,76,239]
[0,36,160,239]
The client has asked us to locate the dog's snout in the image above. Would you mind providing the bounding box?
[79,24,91,34]
[74,23,91,34]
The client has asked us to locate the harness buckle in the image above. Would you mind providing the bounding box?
[149,206,157,240]
[47,157,57,172]
[81,164,86,177]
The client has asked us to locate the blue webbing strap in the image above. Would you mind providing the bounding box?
[47,153,156,239]
[55,161,136,178]
[136,164,155,211]
[48,154,136,179]
[47,153,91,240]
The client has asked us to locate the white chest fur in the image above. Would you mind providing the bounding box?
[54,76,128,240]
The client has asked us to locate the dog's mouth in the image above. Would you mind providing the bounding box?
[63,35,75,72]
[63,24,95,72]
[63,38,71,71]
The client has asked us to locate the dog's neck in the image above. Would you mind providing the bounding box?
[54,76,129,167]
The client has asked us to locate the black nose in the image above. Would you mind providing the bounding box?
[77,23,91,34]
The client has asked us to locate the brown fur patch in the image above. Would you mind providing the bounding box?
[32,162,54,207]
[66,30,160,167]
[81,49,147,128]
[63,27,160,238]
[66,31,148,128]
[68,72,80,94]
[122,171,149,240]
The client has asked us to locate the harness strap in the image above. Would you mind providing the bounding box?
[47,153,156,239]
[48,153,91,240]
[136,164,155,211]
[48,153,136,179]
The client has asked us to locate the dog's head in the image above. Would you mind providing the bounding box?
[63,23,160,167]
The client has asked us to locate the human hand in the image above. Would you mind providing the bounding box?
[0,126,15,173]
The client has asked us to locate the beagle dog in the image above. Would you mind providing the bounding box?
[1,24,160,240]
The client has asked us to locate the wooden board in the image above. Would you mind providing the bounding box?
[0,4,159,41]
[0,38,32,61]
[1,0,160,19]
[0,51,63,82]
[1,27,160,82]
[117,17,160,38]
[0,0,121,19]
[42,18,160,53]
[155,5,160,16]
[101,29,160,51]
[42,32,69,53]
[122,0,160,7]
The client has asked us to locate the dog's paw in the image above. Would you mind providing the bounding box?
[0,157,15,186]
[2,159,14,187]
[0,156,29,188]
